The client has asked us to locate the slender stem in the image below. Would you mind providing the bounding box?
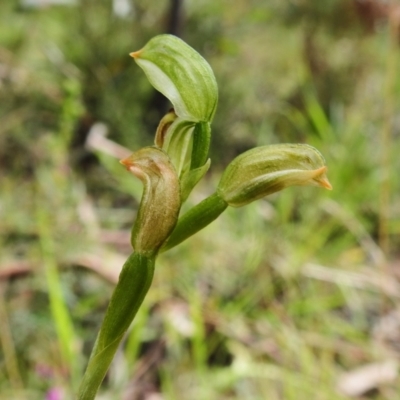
[161,192,228,252]
[37,205,79,388]
[77,252,155,400]
[0,284,24,393]
[379,8,397,260]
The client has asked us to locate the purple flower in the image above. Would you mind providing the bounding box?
[46,387,63,400]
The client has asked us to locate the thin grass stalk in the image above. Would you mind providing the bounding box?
[36,205,80,389]
[379,7,397,260]
[0,283,24,393]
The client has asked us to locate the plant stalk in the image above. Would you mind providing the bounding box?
[161,192,228,252]
[77,252,155,400]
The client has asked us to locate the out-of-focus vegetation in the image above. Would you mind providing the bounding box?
[1,0,400,399]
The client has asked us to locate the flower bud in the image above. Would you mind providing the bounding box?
[217,144,332,207]
[154,112,212,201]
[120,147,181,254]
[157,115,196,176]
[130,34,218,123]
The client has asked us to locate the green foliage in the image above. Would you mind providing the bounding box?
[77,33,331,398]
[1,1,400,399]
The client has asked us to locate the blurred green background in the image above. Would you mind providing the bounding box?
[1,0,400,399]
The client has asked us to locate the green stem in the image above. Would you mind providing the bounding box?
[77,252,155,400]
[161,192,228,252]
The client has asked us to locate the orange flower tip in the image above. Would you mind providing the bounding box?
[313,166,333,190]
[119,158,132,169]
[129,50,141,59]
[319,177,333,190]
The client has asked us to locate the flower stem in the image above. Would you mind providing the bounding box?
[161,192,228,252]
[77,252,155,400]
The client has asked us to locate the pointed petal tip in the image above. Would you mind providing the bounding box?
[317,166,333,190]
[119,157,132,169]
[129,50,141,59]
[319,177,333,190]
[313,166,333,190]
